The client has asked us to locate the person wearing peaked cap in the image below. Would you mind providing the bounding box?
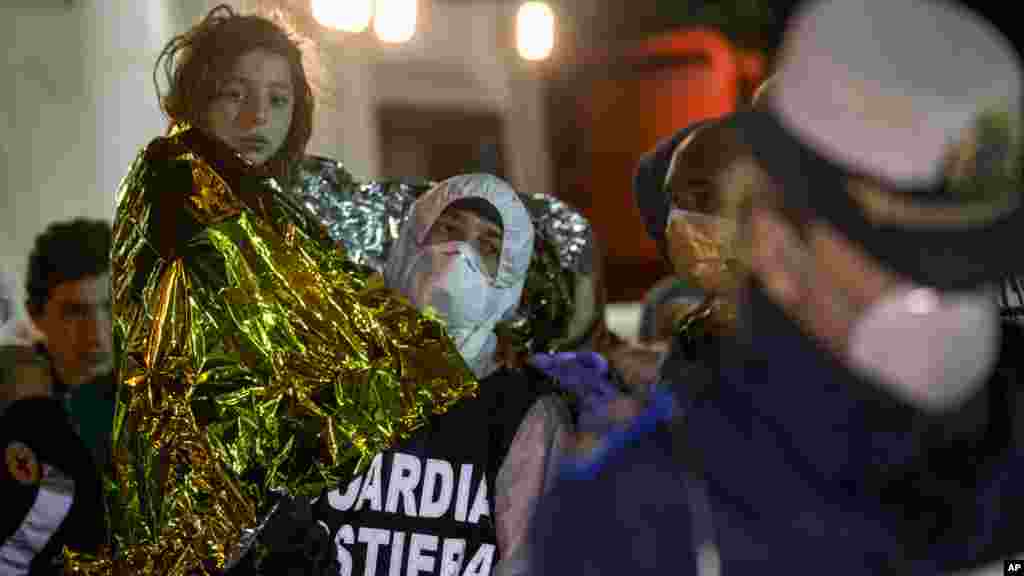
[530,0,1024,574]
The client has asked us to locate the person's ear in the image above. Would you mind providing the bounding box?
[749,206,807,308]
[26,300,42,327]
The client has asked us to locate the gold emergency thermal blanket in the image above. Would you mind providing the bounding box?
[65,125,477,575]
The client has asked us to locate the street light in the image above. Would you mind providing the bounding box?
[374,0,417,44]
[517,1,554,61]
[311,0,373,33]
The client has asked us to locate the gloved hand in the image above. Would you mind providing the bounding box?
[530,351,673,481]
[228,494,339,576]
[605,344,665,396]
[529,351,622,434]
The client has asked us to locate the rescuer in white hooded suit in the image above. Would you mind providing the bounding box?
[312,174,569,576]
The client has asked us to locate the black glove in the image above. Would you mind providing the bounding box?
[228,494,338,576]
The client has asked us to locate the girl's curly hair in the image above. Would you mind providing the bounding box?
[154,4,315,184]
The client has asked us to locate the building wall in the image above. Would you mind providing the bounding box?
[298,0,551,195]
[0,0,190,328]
[0,0,549,329]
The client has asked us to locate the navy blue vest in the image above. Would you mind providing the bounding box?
[531,294,1024,575]
[316,367,556,576]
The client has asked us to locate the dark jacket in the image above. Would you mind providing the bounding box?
[531,293,1024,574]
[35,343,115,473]
[0,397,105,575]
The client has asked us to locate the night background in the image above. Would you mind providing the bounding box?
[534,0,1023,300]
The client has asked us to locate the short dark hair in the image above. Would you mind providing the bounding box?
[445,197,504,231]
[26,219,111,315]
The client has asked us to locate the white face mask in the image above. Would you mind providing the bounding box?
[399,242,498,375]
[847,285,999,412]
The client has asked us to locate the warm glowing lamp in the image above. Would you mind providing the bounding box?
[517,1,554,61]
[374,0,417,44]
[312,0,373,33]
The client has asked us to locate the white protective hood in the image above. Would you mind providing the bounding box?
[384,174,534,378]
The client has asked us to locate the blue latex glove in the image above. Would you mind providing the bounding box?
[561,388,676,480]
[530,352,679,481]
[529,351,621,433]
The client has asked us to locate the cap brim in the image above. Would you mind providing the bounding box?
[734,110,1024,291]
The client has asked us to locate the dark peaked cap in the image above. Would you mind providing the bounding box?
[633,120,713,243]
[736,0,1024,290]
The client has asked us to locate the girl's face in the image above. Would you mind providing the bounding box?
[206,49,294,167]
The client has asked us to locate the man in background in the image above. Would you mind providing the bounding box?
[0,220,113,573]
[25,219,114,470]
